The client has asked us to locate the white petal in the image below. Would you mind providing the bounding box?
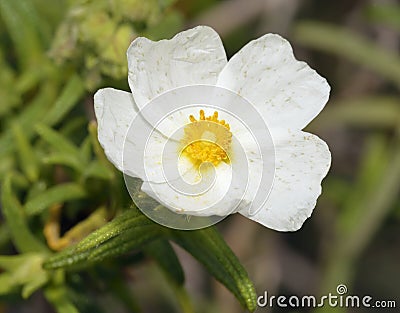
[94,88,137,172]
[141,162,241,216]
[143,130,194,183]
[123,106,232,183]
[127,25,227,109]
[217,34,330,130]
[141,106,237,183]
[234,129,274,212]
[240,130,331,231]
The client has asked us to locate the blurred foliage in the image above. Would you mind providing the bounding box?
[0,0,399,313]
[0,0,255,312]
[294,3,400,313]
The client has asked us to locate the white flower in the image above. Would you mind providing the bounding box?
[94,26,331,231]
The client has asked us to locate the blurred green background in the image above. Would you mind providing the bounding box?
[0,0,399,312]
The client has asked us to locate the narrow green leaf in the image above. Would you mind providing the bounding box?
[16,0,52,45]
[309,96,400,130]
[60,117,87,138]
[43,246,91,271]
[75,208,144,252]
[144,240,185,285]
[0,133,14,160]
[11,122,39,182]
[0,83,56,159]
[36,124,80,156]
[43,225,161,270]
[30,0,67,33]
[83,161,114,180]
[15,64,48,94]
[338,136,388,233]
[88,121,115,174]
[79,137,92,165]
[0,156,15,182]
[9,170,30,189]
[0,225,10,248]
[87,225,162,263]
[1,175,48,253]
[294,21,400,88]
[0,254,31,271]
[43,153,83,171]
[24,183,87,216]
[341,136,400,257]
[170,282,195,313]
[171,227,257,312]
[0,273,15,295]
[18,82,57,127]
[35,124,84,170]
[0,253,48,298]
[43,209,161,270]
[44,286,80,313]
[26,180,47,201]
[22,273,48,299]
[43,75,85,126]
[0,51,20,116]
[0,0,43,69]
[365,3,400,32]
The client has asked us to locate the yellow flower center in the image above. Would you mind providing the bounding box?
[181,110,232,167]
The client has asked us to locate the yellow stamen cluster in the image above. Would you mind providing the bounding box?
[188,110,230,130]
[182,110,232,167]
